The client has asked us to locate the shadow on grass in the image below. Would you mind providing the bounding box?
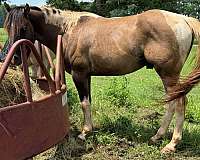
[53,115,160,159]
[95,115,158,143]
[176,127,200,157]
[50,115,200,159]
[48,127,89,160]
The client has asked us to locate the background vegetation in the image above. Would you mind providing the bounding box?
[46,0,200,18]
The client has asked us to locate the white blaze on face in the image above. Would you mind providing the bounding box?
[160,10,193,64]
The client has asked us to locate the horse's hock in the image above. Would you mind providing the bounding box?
[0,35,70,160]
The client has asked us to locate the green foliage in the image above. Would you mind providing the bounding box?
[105,76,132,107]
[0,0,7,5]
[67,87,79,107]
[46,0,200,19]
[47,0,81,10]
[176,0,200,18]
[0,28,7,43]
[0,4,7,27]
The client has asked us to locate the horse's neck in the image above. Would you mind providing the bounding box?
[33,23,58,53]
[34,7,100,53]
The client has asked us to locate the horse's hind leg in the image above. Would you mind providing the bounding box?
[150,75,177,143]
[72,71,93,140]
[161,95,186,153]
[150,72,186,153]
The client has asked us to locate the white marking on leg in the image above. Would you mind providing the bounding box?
[161,97,185,153]
[151,100,175,143]
[81,96,93,131]
[78,96,93,140]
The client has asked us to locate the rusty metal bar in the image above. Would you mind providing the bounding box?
[37,42,43,78]
[55,35,62,91]
[25,40,56,94]
[60,37,66,86]
[0,41,21,82]
[0,39,56,95]
[20,45,33,102]
[44,46,55,79]
[0,36,69,160]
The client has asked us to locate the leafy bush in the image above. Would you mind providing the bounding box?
[67,87,79,107]
[105,76,132,107]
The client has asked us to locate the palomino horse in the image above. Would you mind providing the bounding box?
[4,3,200,153]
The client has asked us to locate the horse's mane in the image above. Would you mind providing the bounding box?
[40,6,100,32]
[4,7,24,32]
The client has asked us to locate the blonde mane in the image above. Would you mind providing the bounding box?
[40,6,100,33]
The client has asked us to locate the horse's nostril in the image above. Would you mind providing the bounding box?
[12,55,22,65]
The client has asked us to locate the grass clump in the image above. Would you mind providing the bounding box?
[105,76,132,107]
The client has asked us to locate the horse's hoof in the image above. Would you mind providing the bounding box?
[161,144,176,154]
[77,124,93,140]
[78,133,86,141]
[83,124,93,133]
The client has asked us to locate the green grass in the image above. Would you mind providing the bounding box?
[33,45,200,160]
[0,28,7,44]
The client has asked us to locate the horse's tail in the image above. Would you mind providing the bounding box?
[166,17,200,102]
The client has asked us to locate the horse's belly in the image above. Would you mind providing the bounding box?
[90,54,144,75]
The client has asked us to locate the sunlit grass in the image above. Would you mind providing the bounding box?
[0,28,7,44]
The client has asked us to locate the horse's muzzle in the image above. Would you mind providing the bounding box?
[11,54,22,66]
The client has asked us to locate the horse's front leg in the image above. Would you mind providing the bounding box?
[72,71,93,140]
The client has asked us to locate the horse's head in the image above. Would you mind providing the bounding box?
[4,3,35,65]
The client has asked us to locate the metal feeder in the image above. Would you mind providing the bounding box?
[0,35,70,160]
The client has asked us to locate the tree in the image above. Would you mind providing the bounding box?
[47,0,80,10]
[176,0,200,18]
[0,4,7,27]
[95,0,106,16]
[0,0,7,5]
[46,0,200,19]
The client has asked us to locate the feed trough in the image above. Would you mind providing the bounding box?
[0,35,69,160]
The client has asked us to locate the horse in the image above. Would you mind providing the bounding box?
[3,3,200,153]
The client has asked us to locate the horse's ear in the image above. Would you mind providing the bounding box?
[4,2,11,12]
[24,3,30,17]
